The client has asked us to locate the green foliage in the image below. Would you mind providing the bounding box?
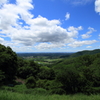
[36,79,47,89]
[29,60,40,78]
[70,49,100,57]
[25,76,36,89]
[1,90,100,100]
[17,57,26,68]
[2,84,27,93]
[1,43,100,95]
[26,88,48,95]
[46,80,63,90]
[38,66,55,80]
[17,60,40,79]
[49,88,66,95]
[0,70,5,86]
[36,79,65,95]
[52,53,100,94]
[0,44,17,85]
[2,85,49,95]
[17,66,35,79]
[45,80,65,95]
[56,65,80,94]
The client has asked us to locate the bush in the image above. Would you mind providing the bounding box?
[30,88,48,95]
[49,88,66,95]
[25,76,36,89]
[0,70,5,86]
[36,79,47,88]
[83,87,100,95]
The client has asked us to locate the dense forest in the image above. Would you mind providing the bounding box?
[0,44,100,95]
[70,49,100,57]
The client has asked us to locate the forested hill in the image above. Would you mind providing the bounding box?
[70,49,100,57]
[1,43,100,95]
[52,53,100,94]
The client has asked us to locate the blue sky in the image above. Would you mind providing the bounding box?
[0,0,100,52]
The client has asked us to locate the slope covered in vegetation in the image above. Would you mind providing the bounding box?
[70,49,100,57]
[52,53,100,94]
[0,44,100,95]
[0,44,17,86]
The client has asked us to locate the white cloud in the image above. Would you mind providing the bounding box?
[95,0,100,14]
[86,46,92,48]
[10,21,82,48]
[35,43,66,50]
[68,40,97,48]
[81,27,96,39]
[16,0,34,22]
[0,0,8,5]
[65,12,70,20]
[64,0,94,5]
[0,0,97,52]
[72,0,93,5]
[0,0,33,30]
[67,26,83,38]
[0,0,84,50]
[99,34,100,39]
[28,15,60,26]
[0,37,4,43]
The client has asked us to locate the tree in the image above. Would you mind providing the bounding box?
[17,60,40,79]
[90,58,100,87]
[29,60,40,79]
[0,44,17,85]
[0,70,5,86]
[38,66,55,80]
[17,66,35,79]
[25,76,36,89]
[56,65,80,94]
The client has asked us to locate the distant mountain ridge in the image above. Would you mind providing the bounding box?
[17,49,100,58]
[17,52,74,58]
[70,49,100,57]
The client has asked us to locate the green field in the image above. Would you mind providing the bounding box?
[0,90,100,100]
[24,56,63,66]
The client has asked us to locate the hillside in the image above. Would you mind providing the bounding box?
[1,43,100,95]
[70,49,100,57]
[52,53,100,94]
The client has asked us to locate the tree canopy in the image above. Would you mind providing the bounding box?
[0,44,17,85]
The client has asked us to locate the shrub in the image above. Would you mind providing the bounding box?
[36,79,47,89]
[31,88,48,95]
[49,88,66,95]
[25,76,36,89]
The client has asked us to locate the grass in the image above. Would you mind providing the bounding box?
[0,89,100,100]
[2,85,49,95]
[1,85,100,100]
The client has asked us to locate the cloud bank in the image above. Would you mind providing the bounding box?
[0,0,97,52]
[68,40,97,48]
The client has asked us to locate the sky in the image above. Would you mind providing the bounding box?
[0,0,100,52]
